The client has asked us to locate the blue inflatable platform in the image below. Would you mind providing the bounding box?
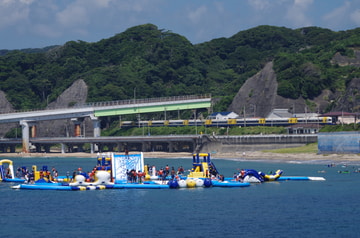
[211,181,250,187]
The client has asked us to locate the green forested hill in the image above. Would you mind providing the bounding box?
[1,23,360,113]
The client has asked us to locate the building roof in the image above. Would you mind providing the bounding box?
[267,109,292,118]
[209,111,233,116]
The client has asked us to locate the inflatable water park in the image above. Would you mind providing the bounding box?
[3,152,325,191]
[0,159,26,183]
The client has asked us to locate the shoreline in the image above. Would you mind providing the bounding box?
[1,151,360,163]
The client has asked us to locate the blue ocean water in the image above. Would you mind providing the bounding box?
[1,156,360,238]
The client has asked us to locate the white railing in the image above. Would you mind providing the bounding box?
[0,94,211,114]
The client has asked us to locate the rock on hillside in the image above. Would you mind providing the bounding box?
[331,50,360,67]
[38,79,90,137]
[0,90,17,137]
[229,62,306,117]
[228,61,333,117]
[330,50,360,112]
[47,79,88,109]
[0,90,14,113]
[332,77,360,112]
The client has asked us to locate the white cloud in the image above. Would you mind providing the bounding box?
[54,0,160,34]
[188,5,208,24]
[110,0,158,13]
[247,0,271,11]
[3,0,360,49]
[91,0,112,8]
[33,24,62,38]
[54,0,116,36]
[294,0,313,9]
[285,0,313,27]
[56,2,90,29]
[214,1,225,14]
[20,0,34,4]
[0,0,32,29]
[323,1,351,29]
[350,8,360,24]
[323,1,350,21]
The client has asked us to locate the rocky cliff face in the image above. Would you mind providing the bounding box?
[0,90,14,113]
[47,79,88,109]
[331,50,360,67]
[229,62,311,117]
[332,77,360,112]
[38,79,91,137]
[0,91,17,137]
[330,50,360,112]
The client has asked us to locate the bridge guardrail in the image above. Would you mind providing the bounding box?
[0,94,211,114]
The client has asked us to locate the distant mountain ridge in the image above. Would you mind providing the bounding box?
[0,45,59,56]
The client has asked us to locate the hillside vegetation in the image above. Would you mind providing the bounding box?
[1,24,360,115]
[102,125,287,137]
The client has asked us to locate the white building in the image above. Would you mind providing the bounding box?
[208,111,239,120]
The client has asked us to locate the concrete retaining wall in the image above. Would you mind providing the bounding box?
[200,134,317,154]
[318,131,360,154]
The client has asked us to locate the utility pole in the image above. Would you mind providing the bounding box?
[243,106,246,127]
[194,109,197,135]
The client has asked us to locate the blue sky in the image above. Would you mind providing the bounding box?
[1,0,360,50]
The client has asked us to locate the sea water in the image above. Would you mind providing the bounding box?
[1,156,360,238]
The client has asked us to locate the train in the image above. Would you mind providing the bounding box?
[119,116,334,128]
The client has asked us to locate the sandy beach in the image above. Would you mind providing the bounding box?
[1,150,360,163]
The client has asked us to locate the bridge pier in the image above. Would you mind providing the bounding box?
[74,122,81,137]
[77,145,84,152]
[91,116,101,137]
[168,141,173,152]
[10,145,15,153]
[71,118,85,137]
[31,124,37,138]
[35,144,41,153]
[116,143,127,152]
[107,144,114,151]
[97,144,103,153]
[141,142,145,152]
[20,120,30,153]
[91,115,100,152]
[193,140,198,153]
[44,145,51,153]
[145,142,151,152]
[141,142,153,152]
